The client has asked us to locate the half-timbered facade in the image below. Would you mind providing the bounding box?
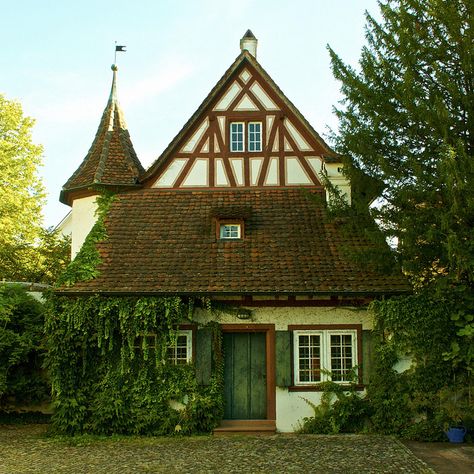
[58,31,409,432]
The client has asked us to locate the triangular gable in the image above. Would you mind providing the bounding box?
[144,51,341,190]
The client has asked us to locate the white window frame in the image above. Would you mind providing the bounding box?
[168,329,193,365]
[230,122,245,152]
[248,122,262,152]
[293,329,357,385]
[219,223,241,239]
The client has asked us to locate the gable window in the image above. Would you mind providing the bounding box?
[230,122,244,152]
[167,330,193,365]
[220,223,241,239]
[293,329,357,385]
[248,122,262,151]
[230,121,262,152]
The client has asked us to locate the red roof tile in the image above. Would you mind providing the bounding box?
[60,67,144,205]
[60,188,410,296]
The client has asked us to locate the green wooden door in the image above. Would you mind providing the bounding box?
[223,332,267,420]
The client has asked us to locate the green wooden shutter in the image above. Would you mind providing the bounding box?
[195,327,213,386]
[275,331,292,387]
[362,330,373,385]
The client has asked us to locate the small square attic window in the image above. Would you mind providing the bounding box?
[220,223,241,239]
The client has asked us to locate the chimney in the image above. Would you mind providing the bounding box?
[240,29,258,58]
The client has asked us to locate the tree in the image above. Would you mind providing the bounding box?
[0,285,49,408]
[0,94,70,283]
[329,0,473,287]
[328,0,474,404]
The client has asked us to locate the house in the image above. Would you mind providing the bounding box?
[57,31,409,433]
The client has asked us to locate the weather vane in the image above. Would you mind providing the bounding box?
[114,41,127,65]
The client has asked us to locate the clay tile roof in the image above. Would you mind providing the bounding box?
[60,188,411,296]
[60,66,144,205]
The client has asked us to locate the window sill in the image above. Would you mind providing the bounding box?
[287,384,365,392]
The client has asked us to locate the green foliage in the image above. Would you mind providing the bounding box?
[57,192,113,287]
[298,374,369,434]
[0,285,49,407]
[48,191,224,435]
[45,294,224,435]
[329,0,473,286]
[0,94,44,249]
[300,292,473,440]
[0,93,70,283]
[321,0,474,440]
[368,292,472,438]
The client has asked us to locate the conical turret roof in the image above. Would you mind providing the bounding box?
[60,65,144,206]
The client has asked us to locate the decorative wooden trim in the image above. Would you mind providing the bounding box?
[222,157,237,187]
[283,129,321,185]
[173,157,196,188]
[221,323,276,421]
[209,121,216,187]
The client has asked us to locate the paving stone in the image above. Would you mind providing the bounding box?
[0,425,433,473]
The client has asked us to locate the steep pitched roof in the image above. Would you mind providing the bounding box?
[59,188,410,296]
[140,49,340,184]
[60,65,144,206]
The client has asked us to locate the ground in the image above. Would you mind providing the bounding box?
[404,440,474,474]
[0,425,437,473]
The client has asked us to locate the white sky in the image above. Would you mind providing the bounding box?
[1,0,380,227]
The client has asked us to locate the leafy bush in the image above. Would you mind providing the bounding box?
[0,284,49,407]
[298,378,369,434]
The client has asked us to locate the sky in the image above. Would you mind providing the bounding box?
[1,0,380,228]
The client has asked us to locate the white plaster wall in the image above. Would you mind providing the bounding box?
[55,211,72,238]
[71,195,98,259]
[276,388,324,432]
[194,305,372,331]
[324,163,351,205]
[194,304,372,432]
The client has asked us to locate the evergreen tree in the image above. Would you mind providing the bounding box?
[329,0,473,287]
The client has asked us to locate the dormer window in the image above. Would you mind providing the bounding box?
[216,218,245,240]
[220,223,241,239]
[230,121,262,152]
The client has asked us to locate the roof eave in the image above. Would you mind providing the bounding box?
[54,288,411,297]
[59,182,143,206]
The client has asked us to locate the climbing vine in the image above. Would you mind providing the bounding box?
[368,291,472,440]
[46,193,224,435]
[57,191,114,287]
[45,295,224,435]
[298,291,473,440]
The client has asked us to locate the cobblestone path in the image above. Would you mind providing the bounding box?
[0,425,433,473]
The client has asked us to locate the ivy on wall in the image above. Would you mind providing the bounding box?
[367,292,460,440]
[46,295,223,435]
[299,291,473,440]
[46,193,224,435]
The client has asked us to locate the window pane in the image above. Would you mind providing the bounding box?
[220,224,241,239]
[168,331,191,365]
[330,334,354,382]
[230,122,244,152]
[298,334,321,383]
[248,122,262,152]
